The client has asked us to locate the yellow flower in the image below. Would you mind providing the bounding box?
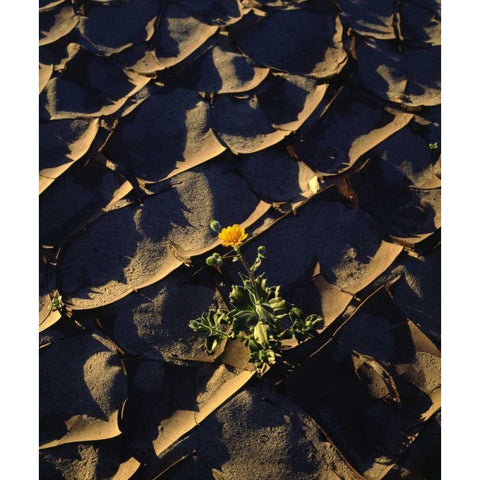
[218,224,248,247]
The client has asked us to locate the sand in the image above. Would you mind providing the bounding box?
[39,0,441,478]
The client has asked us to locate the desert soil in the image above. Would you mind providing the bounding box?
[39,0,441,479]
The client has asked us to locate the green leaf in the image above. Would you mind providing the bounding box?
[188,319,212,336]
[206,336,219,354]
[293,331,314,343]
[233,310,258,325]
[189,308,232,343]
[188,319,200,330]
[212,309,228,327]
[248,289,257,305]
[250,260,261,273]
[251,248,267,273]
[246,338,261,352]
[255,274,270,301]
[289,307,304,320]
[305,314,324,329]
[267,297,289,315]
[229,285,254,311]
[268,285,281,300]
[254,322,271,346]
[255,303,275,323]
[232,310,258,335]
[248,346,276,372]
[265,349,276,364]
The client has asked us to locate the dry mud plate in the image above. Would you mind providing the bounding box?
[39,0,441,479]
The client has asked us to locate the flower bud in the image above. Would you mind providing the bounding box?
[257,245,267,256]
[206,253,223,267]
[213,253,223,266]
[209,220,222,233]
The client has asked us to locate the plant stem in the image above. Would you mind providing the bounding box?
[235,247,260,302]
[221,254,237,259]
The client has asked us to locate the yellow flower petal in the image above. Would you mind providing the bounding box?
[218,224,248,247]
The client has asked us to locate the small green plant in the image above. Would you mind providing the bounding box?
[189,221,324,374]
[50,294,64,312]
[428,142,439,150]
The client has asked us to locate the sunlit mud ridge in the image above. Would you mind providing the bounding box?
[39,0,441,478]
